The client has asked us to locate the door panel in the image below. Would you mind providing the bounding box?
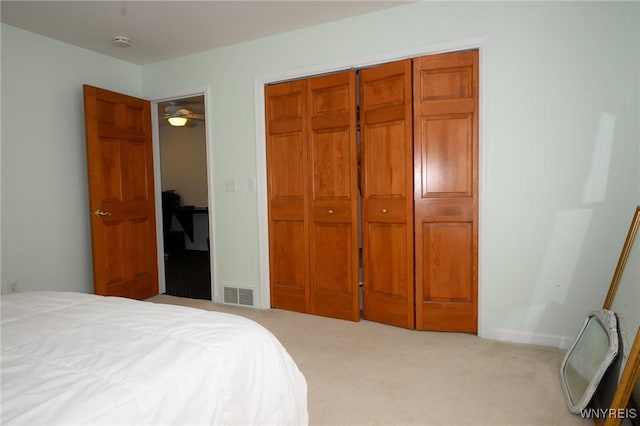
[83,85,158,300]
[269,221,307,311]
[127,140,150,199]
[367,224,408,295]
[414,50,479,332]
[307,71,359,321]
[311,223,355,319]
[422,116,473,195]
[360,59,415,328]
[311,129,352,199]
[422,223,473,301]
[265,80,310,313]
[313,224,352,293]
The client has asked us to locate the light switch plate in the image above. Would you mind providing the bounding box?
[225,178,237,192]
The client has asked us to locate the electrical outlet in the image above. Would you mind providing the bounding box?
[8,280,19,294]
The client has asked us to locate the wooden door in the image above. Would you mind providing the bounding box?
[83,85,159,300]
[413,50,479,332]
[360,59,415,329]
[307,71,360,321]
[265,80,310,313]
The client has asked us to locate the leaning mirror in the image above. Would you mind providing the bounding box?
[561,206,640,425]
[560,309,619,413]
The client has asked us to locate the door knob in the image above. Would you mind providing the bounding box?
[93,209,112,217]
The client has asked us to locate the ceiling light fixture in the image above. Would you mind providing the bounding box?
[112,36,131,48]
[168,115,187,127]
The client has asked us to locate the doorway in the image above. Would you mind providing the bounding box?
[156,95,212,300]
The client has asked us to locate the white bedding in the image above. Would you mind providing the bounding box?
[1,292,308,425]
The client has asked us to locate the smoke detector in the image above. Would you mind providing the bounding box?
[112,36,131,48]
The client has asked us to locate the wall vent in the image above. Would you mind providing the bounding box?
[223,286,239,304]
[223,286,254,307]
[238,288,254,306]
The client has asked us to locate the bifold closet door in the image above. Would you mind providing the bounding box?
[266,71,359,322]
[265,80,310,313]
[360,59,415,329]
[307,71,359,321]
[413,50,479,332]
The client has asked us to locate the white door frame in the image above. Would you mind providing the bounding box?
[150,87,216,299]
[253,36,491,338]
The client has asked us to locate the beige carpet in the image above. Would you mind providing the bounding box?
[147,294,590,426]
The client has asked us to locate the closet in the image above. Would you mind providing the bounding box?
[265,50,478,332]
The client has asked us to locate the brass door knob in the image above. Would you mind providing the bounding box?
[93,209,112,217]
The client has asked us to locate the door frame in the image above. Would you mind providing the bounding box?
[254,36,491,337]
[150,87,216,299]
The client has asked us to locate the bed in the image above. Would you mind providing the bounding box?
[1,291,308,425]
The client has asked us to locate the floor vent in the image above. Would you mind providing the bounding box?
[223,286,254,307]
[223,286,239,304]
[238,288,254,306]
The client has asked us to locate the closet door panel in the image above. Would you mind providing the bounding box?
[307,71,359,322]
[420,222,475,330]
[269,133,305,199]
[266,80,310,313]
[367,224,408,296]
[311,128,352,199]
[414,50,478,332]
[421,115,473,195]
[422,223,473,301]
[269,221,307,311]
[311,223,355,318]
[360,59,415,329]
[366,122,407,196]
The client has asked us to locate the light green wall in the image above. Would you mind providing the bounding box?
[142,1,639,346]
[1,2,638,347]
[1,24,142,294]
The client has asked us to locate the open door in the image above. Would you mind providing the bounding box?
[83,85,159,299]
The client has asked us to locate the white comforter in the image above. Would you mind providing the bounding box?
[1,292,308,425]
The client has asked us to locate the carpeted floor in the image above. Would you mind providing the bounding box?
[147,294,592,426]
[163,250,211,300]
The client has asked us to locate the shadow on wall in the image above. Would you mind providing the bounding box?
[506,113,622,347]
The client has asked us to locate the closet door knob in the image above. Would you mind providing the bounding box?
[93,209,112,217]
[327,209,334,214]
[381,208,388,214]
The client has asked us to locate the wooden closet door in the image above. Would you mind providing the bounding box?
[265,80,310,313]
[360,59,415,329]
[413,50,479,332]
[307,71,360,321]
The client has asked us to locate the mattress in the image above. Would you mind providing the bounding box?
[1,291,308,425]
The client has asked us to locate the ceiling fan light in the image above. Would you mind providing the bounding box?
[168,116,187,127]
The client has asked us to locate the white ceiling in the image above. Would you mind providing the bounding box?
[1,1,410,65]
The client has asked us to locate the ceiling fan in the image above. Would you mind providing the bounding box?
[159,101,205,127]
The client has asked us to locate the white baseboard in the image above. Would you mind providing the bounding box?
[482,327,575,350]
